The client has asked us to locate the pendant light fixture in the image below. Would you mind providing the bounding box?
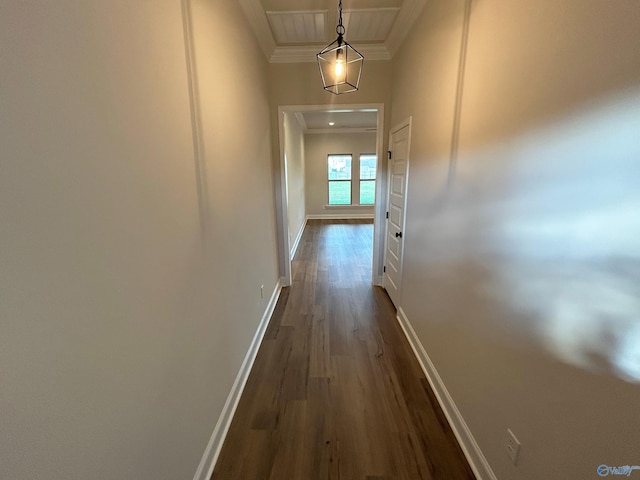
[317,0,364,95]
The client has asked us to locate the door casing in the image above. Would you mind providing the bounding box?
[276,103,386,286]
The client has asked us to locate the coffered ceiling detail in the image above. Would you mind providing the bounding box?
[341,8,399,42]
[266,10,327,44]
[239,0,426,63]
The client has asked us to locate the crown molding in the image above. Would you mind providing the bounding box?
[385,0,427,57]
[305,127,377,134]
[239,0,276,59]
[270,44,391,63]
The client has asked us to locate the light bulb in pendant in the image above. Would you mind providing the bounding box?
[335,50,344,79]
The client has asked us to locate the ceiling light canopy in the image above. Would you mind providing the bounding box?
[316,0,364,95]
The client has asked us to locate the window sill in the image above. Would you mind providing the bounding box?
[324,204,374,209]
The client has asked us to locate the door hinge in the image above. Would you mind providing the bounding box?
[387,150,392,160]
[386,211,389,219]
[383,265,386,273]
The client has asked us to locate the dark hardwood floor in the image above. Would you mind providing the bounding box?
[212,219,476,480]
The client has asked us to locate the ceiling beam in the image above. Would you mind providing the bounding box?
[239,0,276,59]
[385,0,427,56]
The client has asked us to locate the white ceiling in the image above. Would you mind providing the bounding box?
[265,7,399,45]
[266,10,327,44]
[239,0,426,62]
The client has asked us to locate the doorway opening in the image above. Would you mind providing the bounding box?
[276,103,386,287]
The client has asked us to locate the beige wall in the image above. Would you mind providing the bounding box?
[392,0,640,479]
[283,113,306,251]
[0,1,278,479]
[305,133,377,217]
[269,61,393,108]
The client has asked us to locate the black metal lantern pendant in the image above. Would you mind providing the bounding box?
[317,0,364,95]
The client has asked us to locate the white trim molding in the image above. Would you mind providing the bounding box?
[396,307,498,480]
[323,204,375,210]
[306,127,378,135]
[276,103,385,291]
[181,0,209,247]
[290,217,308,259]
[193,280,283,480]
[270,44,391,63]
[307,213,374,220]
[292,111,307,131]
[276,107,292,286]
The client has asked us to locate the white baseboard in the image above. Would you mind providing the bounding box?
[396,307,497,480]
[306,213,374,220]
[373,275,384,286]
[193,280,283,480]
[290,217,307,259]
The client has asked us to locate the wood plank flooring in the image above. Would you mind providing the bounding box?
[212,219,476,480]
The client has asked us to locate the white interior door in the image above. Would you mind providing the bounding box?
[383,121,410,307]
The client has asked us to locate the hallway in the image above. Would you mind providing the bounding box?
[212,220,475,480]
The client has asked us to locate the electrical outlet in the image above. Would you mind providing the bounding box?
[260,285,264,299]
[505,428,521,465]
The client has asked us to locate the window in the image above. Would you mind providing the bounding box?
[359,154,377,204]
[327,153,377,206]
[328,154,352,205]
